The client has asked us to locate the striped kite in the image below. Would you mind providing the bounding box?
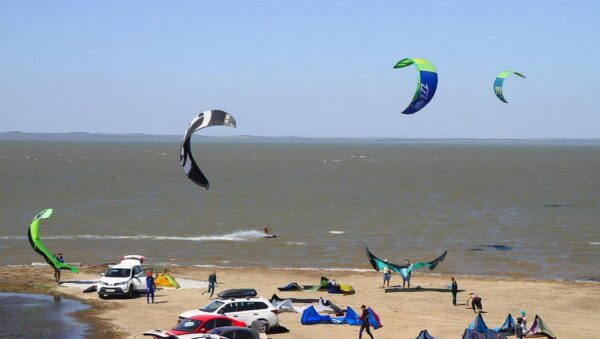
[180,110,237,189]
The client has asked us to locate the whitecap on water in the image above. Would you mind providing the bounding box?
[329,231,345,234]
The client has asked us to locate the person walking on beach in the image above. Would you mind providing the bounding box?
[382,260,391,288]
[146,269,157,304]
[402,259,411,289]
[358,304,374,339]
[53,253,64,283]
[203,271,218,298]
[450,276,458,306]
[466,293,483,313]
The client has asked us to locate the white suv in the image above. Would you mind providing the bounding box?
[179,297,279,331]
[97,255,147,299]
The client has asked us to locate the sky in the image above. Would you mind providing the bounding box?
[1,1,599,138]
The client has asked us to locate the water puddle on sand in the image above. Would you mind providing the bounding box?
[0,292,91,338]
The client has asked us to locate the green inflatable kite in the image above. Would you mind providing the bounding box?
[393,58,438,114]
[27,209,79,273]
[494,71,526,103]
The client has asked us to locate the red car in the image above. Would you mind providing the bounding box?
[144,315,246,338]
[171,315,247,336]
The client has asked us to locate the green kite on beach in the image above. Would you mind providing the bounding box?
[27,209,79,273]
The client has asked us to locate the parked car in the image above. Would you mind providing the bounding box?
[178,297,279,331]
[208,326,262,339]
[144,314,247,338]
[97,255,147,299]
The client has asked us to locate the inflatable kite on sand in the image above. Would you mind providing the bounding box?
[365,247,446,279]
[27,209,79,273]
[180,110,237,189]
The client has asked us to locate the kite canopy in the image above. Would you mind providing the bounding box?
[180,110,237,189]
[365,247,447,278]
[27,209,79,273]
[525,315,557,339]
[394,58,438,114]
[493,71,526,103]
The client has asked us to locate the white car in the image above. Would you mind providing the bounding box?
[97,255,148,299]
[179,297,279,331]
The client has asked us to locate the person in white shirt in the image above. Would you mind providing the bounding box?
[382,259,391,288]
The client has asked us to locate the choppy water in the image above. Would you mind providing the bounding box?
[0,292,90,338]
[1,137,599,280]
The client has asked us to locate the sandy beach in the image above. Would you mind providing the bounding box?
[2,265,599,338]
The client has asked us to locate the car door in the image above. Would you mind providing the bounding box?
[234,301,257,326]
[253,301,270,321]
[215,318,233,328]
[220,302,239,321]
[200,319,217,333]
[131,266,145,291]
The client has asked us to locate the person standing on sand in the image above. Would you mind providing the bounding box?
[203,271,218,298]
[53,253,64,283]
[146,269,157,304]
[358,304,374,339]
[515,316,524,339]
[382,260,391,288]
[517,310,527,337]
[466,293,483,313]
[402,259,411,289]
[450,276,458,305]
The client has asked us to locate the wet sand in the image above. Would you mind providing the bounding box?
[2,265,599,338]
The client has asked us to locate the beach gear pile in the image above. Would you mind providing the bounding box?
[464,313,556,339]
[154,272,180,289]
[270,295,345,315]
[277,276,355,295]
[300,305,382,329]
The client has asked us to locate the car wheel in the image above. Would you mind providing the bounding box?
[98,293,107,299]
[127,285,134,298]
[257,319,269,333]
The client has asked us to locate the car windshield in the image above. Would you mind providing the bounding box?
[173,319,201,332]
[104,268,131,278]
[201,300,225,313]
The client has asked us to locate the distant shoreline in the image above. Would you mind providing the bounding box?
[1,131,599,145]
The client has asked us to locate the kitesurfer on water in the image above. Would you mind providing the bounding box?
[358,304,374,339]
[263,224,271,235]
[53,253,64,282]
[146,269,157,304]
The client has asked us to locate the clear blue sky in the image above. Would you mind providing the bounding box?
[1,1,599,138]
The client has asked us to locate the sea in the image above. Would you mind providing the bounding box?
[1,133,599,281]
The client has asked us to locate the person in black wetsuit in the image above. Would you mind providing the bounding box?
[202,271,218,298]
[358,304,374,339]
[450,276,458,306]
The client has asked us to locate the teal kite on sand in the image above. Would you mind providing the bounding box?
[494,71,526,103]
[365,247,446,278]
[27,209,79,273]
[393,58,438,114]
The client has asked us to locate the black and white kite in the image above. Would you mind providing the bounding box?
[180,110,236,189]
